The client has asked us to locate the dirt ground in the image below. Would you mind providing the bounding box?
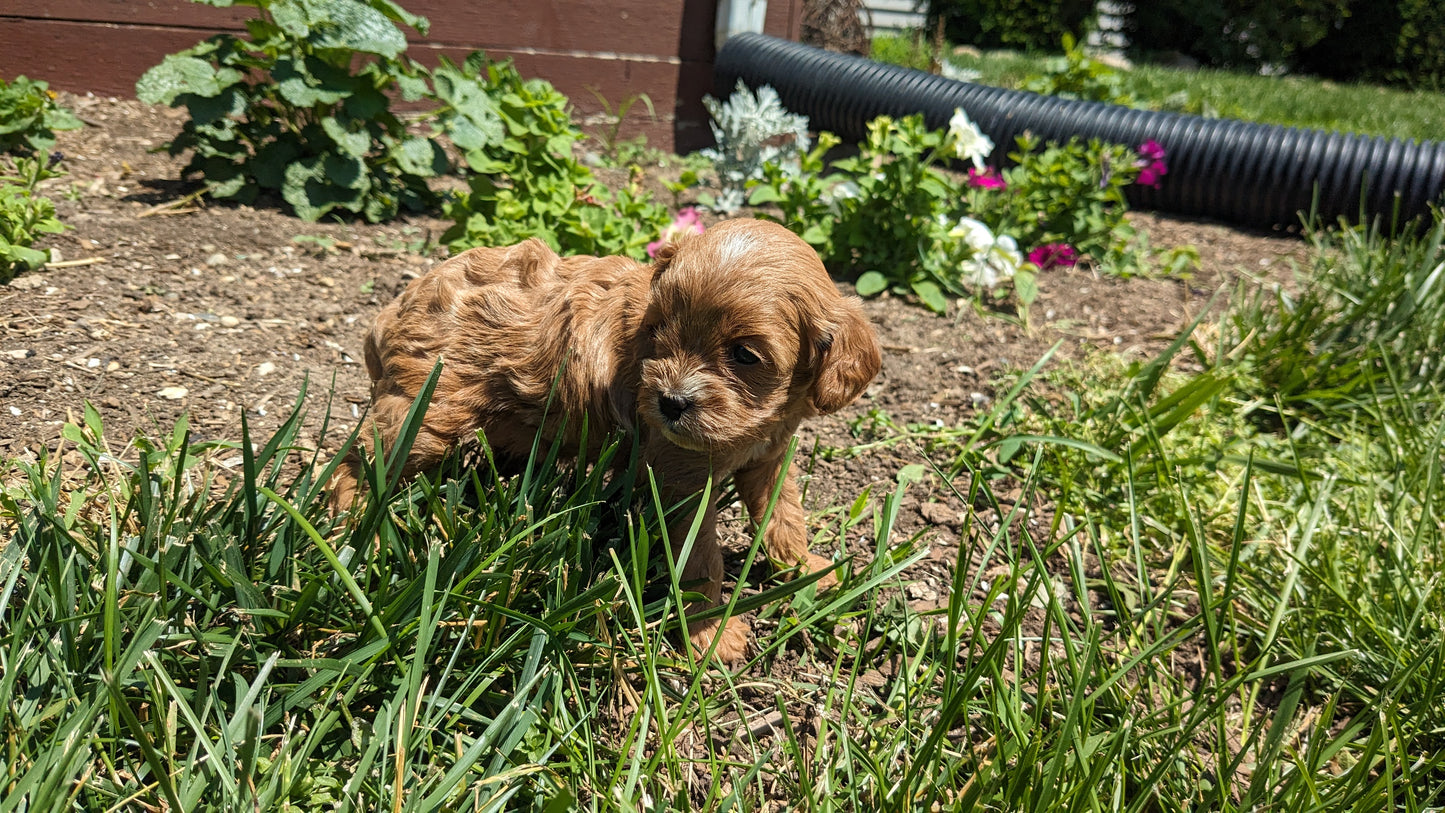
[2,93,1311,617]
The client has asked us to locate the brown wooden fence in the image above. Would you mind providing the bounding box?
[0,0,804,152]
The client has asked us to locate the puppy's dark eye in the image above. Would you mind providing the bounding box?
[731,345,761,366]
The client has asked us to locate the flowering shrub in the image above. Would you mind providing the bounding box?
[751,112,1014,313]
[947,107,994,168]
[750,107,1166,314]
[977,133,1150,268]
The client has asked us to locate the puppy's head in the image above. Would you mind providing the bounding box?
[637,219,881,458]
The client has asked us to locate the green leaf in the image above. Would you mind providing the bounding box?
[302,0,409,57]
[896,463,929,485]
[393,136,447,176]
[344,84,389,120]
[855,270,889,298]
[322,153,368,189]
[184,87,246,125]
[912,279,949,314]
[187,155,250,199]
[440,88,504,151]
[135,55,243,105]
[252,140,301,190]
[322,116,372,157]
[1013,266,1038,305]
[274,57,351,107]
[747,185,782,205]
[394,70,429,102]
[283,155,370,221]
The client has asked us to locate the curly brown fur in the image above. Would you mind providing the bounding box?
[329,218,881,663]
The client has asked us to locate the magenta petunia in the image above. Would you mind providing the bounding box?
[966,167,1007,190]
[647,207,707,258]
[1027,243,1079,270]
[1135,140,1168,188]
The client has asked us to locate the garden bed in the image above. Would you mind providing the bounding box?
[0,92,1313,569]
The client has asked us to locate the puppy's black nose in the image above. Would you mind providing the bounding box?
[658,393,692,422]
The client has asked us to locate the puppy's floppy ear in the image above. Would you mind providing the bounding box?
[810,297,882,414]
[650,242,679,281]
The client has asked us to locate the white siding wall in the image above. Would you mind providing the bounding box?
[861,0,926,36]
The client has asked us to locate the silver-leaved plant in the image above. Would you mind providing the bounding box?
[700,80,810,213]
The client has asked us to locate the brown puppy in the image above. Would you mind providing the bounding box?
[329,218,881,662]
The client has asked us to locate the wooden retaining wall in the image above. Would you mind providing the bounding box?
[0,0,805,152]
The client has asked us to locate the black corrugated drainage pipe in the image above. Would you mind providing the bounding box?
[714,33,1445,230]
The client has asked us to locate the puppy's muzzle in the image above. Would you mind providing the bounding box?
[658,392,693,422]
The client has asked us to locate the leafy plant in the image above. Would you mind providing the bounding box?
[981,133,1142,266]
[1223,207,1445,422]
[699,80,811,213]
[750,114,1022,314]
[440,55,671,260]
[584,88,660,168]
[1020,33,1134,106]
[136,0,502,223]
[1,153,67,282]
[929,0,1096,52]
[751,109,1162,315]
[0,74,81,155]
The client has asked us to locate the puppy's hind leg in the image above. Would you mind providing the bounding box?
[327,389,465,514]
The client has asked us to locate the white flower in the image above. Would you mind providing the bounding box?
[827,180,860,202]
[949,216,995,253]
[947,107,994,169]
[949,217,1022,289]
[962,234,1024,290]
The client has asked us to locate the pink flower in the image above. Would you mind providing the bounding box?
[1027,243,1078,270]
[1138,139,1166,162]
[1135,139,1168,189]
[647,207,706,258]
[966,167,1007,190]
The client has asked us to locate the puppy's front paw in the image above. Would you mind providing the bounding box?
[686,614,751,665]
[804,552,840,591]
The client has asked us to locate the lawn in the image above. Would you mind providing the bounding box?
[874,33,1445,143]
[3,17,1445,811]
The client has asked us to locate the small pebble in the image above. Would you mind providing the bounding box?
[256,361,276,377]
[220,315,241,328]
[158,386,188,400]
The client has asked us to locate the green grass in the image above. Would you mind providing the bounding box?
[5,214,1445,808]
[873,34,1445,143]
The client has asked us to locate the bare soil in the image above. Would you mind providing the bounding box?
[3,93,1308,642]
